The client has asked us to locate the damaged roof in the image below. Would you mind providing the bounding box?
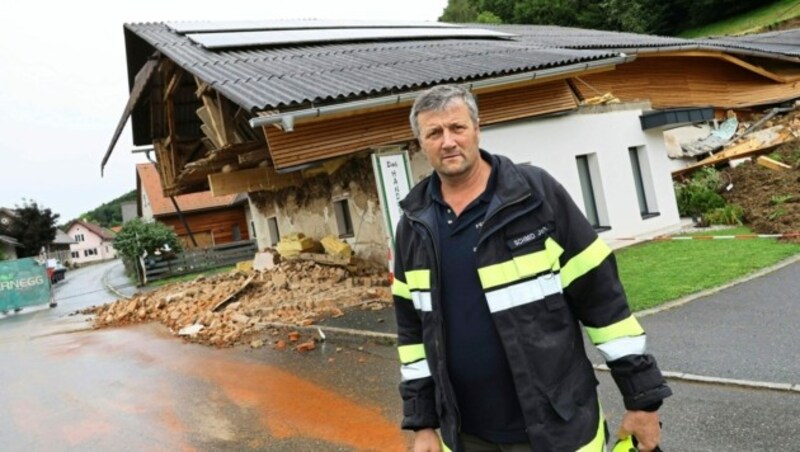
[703,28,800,58]
[123,22,622,113]
[481,24,800,60]
[476,24,693,50]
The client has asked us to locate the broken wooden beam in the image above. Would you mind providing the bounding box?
[208,165,303,196]
[756,156,792,171]
[672,125,797,178]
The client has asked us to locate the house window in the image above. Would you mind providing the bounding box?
[575,154,609,230]
[267,217,280,247]
[333,199,354,238]
[250,221,256,239]
[83,249,97,257]
[74,234,85,242]
[232,225,242,242]
[71,251,79,259]
[628,146,659,218]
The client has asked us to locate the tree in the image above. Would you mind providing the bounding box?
[440,0,479,22]
[113,219,182,261]
[439,0,769,35]
[476,11,504,24]
[0,200,59,258]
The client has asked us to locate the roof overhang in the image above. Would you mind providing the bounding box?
[250,53,636,131]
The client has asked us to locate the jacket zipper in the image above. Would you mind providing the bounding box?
[476,193,541,250]
[405,212,463,435]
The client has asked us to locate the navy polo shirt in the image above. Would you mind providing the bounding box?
[430,160,527,444]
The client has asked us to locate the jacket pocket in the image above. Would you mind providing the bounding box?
[544,359,597,422]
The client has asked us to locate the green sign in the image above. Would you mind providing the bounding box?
[0,258,52,311]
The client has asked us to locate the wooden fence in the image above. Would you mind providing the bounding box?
[140,240,257,285]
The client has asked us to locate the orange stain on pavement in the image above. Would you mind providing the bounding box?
[61,419,115,446]
[195,358,406,452]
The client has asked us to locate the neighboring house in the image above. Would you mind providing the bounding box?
[0,208,20,259]
[137,163,250,248]
[120,201,138,224]
[0,235,21,260]
[102,21,800,262]
[49,229,77,265]
[66,220,117,265]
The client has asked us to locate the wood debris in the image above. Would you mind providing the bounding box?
[756,155,792,171]
[673,106,800,179]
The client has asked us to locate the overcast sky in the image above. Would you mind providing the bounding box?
[0,0,447,223]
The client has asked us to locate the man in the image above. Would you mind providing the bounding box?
[392,84,671,452]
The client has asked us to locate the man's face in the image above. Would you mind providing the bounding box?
[416,99,480,181]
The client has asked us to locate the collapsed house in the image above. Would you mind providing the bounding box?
[102,21,800,259]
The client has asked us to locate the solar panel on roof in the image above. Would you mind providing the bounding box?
[167,20,460,34]
[187,27,515,50]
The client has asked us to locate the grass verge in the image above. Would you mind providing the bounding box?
[147,265,236,288]
[679,0,800,37]
[616,226,800,311]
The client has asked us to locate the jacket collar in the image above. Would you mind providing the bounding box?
[400,149,535,219]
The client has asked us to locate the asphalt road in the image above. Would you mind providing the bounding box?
[639,260,800,385]
[0,260,409,451]
[3,257,798,451]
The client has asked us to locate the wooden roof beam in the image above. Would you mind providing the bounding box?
[639,51,787,83]
[208,165,303,197]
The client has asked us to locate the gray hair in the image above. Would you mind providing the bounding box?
[409,85,479,138]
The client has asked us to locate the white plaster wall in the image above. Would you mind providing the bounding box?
[479,106,682,249]
[140,191,154,221]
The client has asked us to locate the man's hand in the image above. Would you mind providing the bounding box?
[413,428,442,452]
[618,410,661,452]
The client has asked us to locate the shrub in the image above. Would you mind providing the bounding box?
[703,204,745,226]
[674,168,727,218]
[113,219,183,261]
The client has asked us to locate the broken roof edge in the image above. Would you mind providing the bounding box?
[630,42,800,64]
[248,53,636,130]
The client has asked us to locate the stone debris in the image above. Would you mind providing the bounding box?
[84,258,391,348]
[320,235,352,260]
[275,233,317,258]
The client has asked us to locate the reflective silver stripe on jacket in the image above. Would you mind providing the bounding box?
[485,273,563,313]
[411,291,433,312]
[596,335,647,362]
[401,360,432,381]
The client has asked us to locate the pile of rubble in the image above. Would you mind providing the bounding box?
[85,250,392,348]
[671,104,800,237]
[723,143,800,237]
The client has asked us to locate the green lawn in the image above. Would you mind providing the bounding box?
[679,0,800,37]
[616,227,800,311]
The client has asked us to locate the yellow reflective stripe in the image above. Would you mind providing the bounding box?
[560,238,611,289]
[576,402,605,452]
[441,436,452,452]
[406,269,431,290]
[585,315,644,345]
[391,278,411,300]
[478,260,518,289]
[398,343,426,364]
[478,238,561,289]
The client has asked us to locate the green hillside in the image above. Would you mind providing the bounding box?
[680,0,800,37]
[76,190,137,228]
